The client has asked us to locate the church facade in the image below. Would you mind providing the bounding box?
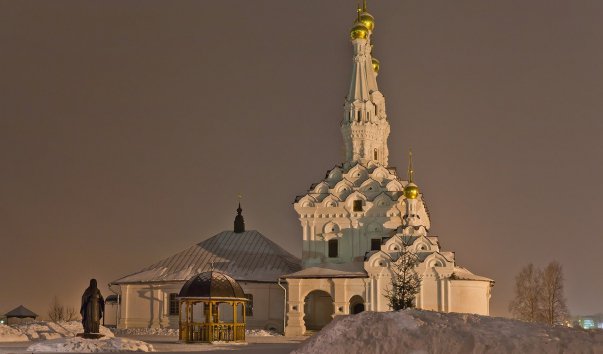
[282,4,493,336]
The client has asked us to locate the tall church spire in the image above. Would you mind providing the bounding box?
[342,2,390,166]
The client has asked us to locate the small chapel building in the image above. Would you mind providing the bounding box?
[109,205,301,332]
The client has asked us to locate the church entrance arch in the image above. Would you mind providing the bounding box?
[349,295,365,314]
[303,290,333,331]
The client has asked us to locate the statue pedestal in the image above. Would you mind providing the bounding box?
[76,333,105,339]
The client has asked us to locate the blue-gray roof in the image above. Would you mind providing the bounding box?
[112,230,301,284]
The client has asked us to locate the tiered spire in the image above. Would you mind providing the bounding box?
[342,1,390,166]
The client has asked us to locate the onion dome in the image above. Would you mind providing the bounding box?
[178,271,246,299]
[359,11,375,31]
[372,57,380,73]
[350,23,369,40]
[404,183,420,199]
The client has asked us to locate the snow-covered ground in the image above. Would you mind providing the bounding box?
[27,337,154,352]
[0,325,29,342]
[111,327,281,337]
[6,321,114,341]
[294,309,603,354]
[111,327,179,337]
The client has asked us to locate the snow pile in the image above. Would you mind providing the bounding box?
[294,309,603,354]
[0,324,29,342]
[111,327,178,336]
[13,321,114,341]
[245,329,282,336]
[27,337,154,352]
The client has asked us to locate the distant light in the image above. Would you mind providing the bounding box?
[582,319,595,329]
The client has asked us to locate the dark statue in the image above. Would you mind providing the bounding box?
[80,279,105,335]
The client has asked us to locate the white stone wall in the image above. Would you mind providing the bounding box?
[115,281,285,331]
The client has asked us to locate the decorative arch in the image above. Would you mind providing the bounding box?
[323,222,340,235]
[349,295,365,315]
[347,164,369,186]
[371,166,391,182]
[359,178,381,197]
[322,195,340,207]
[372,193,392,207]
[334,179,354,200]
[313,182,330,194]
[386,180,403,192]
[298,196,316,208]
[424,253,449,268]
[303,290,334,331]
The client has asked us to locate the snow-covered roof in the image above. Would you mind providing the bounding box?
[4,305,37,318]
[283,262,367,279]
[111,230,301,284]
[450,267,494,282]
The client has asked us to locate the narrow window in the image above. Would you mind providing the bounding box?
[169,293,179,316]
[371,238,381,251]
[328,239,338,258]
[244,294,253,316]
[357,111,361,122]
[353,200,363,212]
[374,148,378,160]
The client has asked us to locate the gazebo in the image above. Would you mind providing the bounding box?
[178,270,248,343]
[5,305,38,325]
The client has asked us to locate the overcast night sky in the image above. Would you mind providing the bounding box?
[1,0,602,319]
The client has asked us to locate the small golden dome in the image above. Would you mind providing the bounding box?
[350,23,369,40]
[404,183,420,199]
[359,12,375,31]
[372,57,380,73]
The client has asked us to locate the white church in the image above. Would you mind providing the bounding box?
[109,3,493,336]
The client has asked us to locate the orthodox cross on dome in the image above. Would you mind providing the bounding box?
[408,150,414,183]
[404,150,420,200]
[234,195,245,233]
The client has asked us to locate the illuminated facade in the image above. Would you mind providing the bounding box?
[282,2,493,336]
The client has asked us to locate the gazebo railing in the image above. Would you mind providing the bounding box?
[180,322,246,342]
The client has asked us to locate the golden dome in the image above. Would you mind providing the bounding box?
[404,183,420,200]
[350,23,369,40]
[359,12,375,31]
[372,57,380,73]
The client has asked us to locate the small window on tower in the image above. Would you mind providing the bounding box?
[371,238,381,251]
[353,200,363,211]
[328,239,338,258]
[374,148,378,160]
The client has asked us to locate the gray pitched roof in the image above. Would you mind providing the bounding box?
[5,305,37,318]
[112,230,301,284]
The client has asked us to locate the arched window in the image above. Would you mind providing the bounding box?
[373,148,378,160]
[328,239,338,258]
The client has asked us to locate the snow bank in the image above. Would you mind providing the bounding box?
[13,321,114,341]
[245,329,282,336]
[0,324,29,342]
[293,309,603,354]
[27,337,154,352]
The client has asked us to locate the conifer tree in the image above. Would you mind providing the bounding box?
[385,246,421,310]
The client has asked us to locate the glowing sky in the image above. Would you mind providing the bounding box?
[1,0,602,318]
